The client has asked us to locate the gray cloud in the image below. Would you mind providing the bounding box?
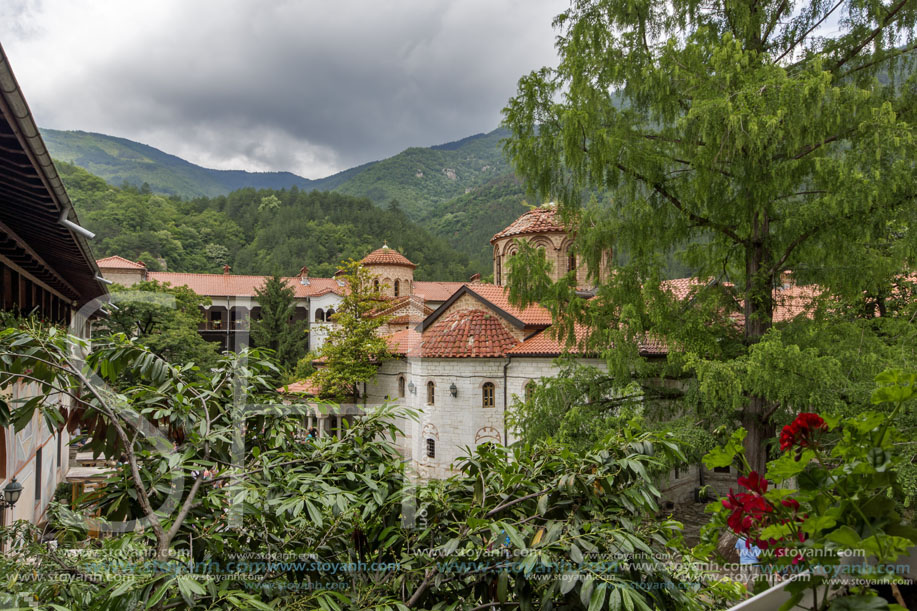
[0,0,562,177]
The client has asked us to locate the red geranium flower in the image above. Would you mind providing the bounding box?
[738,471,768,494]
[779,413,827,452]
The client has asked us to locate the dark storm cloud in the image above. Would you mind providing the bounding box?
[0,0,562,177]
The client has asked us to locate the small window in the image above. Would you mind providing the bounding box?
[398,376,405,398]
[495,257,502,287]
[394,279,400,297]
[482,382,495,408]
[524,381,536,402]
[374,279,380,291]
[567,251,576,273]
[315,308,325,322]
[326,308,335,320]
[35,447,42,501]
[426,381,435,405]
[426,438,435,458]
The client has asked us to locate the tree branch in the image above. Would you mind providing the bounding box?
[616,163,748,245]
[774,0,844,64]
[834,0,912,72]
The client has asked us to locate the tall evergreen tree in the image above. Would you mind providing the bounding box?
[250,274,307,370]
[503,0,917,471]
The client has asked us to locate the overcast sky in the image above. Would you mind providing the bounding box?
[0,0,563,178]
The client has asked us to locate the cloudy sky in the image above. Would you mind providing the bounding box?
[0,0,563,178]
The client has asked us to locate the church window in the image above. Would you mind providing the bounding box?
[426,438,435,458]
[426,381,435,405]
[398,376,405,398]
[394,279,400,297]
[315,308,325,322]
[482,382,495,408]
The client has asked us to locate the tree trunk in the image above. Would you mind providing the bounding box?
[743,216,775,474]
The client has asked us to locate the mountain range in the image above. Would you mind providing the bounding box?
[42,127,530,273]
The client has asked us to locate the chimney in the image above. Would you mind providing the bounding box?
[299,265,310,285]
[469,272,481,283]
[223,265,231,275]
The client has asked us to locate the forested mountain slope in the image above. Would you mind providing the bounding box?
[59,162,473,280]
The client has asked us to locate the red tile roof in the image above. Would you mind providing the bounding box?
[420,309,518,358]
[361,245,416,268]
[386,328,423,356]
[147,272,345,298]
[414,281,466,302]
[96,255,146,270]
[278,378,321,396]
[491,205,567,242]
[465,284,553,327]
[506,325,668,357]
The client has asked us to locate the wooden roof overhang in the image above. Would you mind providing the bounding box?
[0,43,106,306]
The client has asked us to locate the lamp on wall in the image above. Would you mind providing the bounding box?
[449,383,458,398]
[408,381,416,395]
[0,478,23,510]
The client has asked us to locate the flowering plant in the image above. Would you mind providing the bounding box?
[702,369,917,610]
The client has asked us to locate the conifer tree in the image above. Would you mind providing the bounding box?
[503,0,917,471]
[250,274,307,369]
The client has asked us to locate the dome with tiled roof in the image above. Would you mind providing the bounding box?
[491,204,566,242]
[361,244,416,269]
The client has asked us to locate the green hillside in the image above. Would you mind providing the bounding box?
[58,162,473,280]
[418,174,528,273]
[333,129,513,218]
[41,129,370,198]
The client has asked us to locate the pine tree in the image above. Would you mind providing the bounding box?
[250,274,307,370]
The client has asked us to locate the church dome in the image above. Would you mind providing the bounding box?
[491,204,566,243]
[361,244,416,269]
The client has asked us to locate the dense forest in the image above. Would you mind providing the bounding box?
[58,162,475,280]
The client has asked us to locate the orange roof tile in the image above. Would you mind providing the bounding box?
[420,309,518,358]
[506,325,667,357]
[414,281,466,302]
[465,284,553,327]
[386,328,423,356]
[147,272,345,298]
[361,245,416,268]
[96,255,146,270]
[278,378,321,396]
[491,205,567,242]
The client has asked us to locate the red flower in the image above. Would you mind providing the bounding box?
[780,498,800,511]
[738,471,768,494]
[779,413,828,452]
[723,489,773,535]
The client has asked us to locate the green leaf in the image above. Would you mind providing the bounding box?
[570,543,584,564]
[825,525,861,548]
[588,582,607,611]
[497,571,508,603]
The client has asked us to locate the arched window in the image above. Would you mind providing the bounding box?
[426,438,436,458]
[482,382,495,408]
[495,257,502,286]
[567,251,576,273]
[525,380,537,402]
[326,308,335,321]
[373,279,380,291]
[394,279,400,297]
[426,381,435,405]
[398,376,405,398]
[315,308,325,322]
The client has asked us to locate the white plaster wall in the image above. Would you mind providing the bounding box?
[365,356,608,480]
